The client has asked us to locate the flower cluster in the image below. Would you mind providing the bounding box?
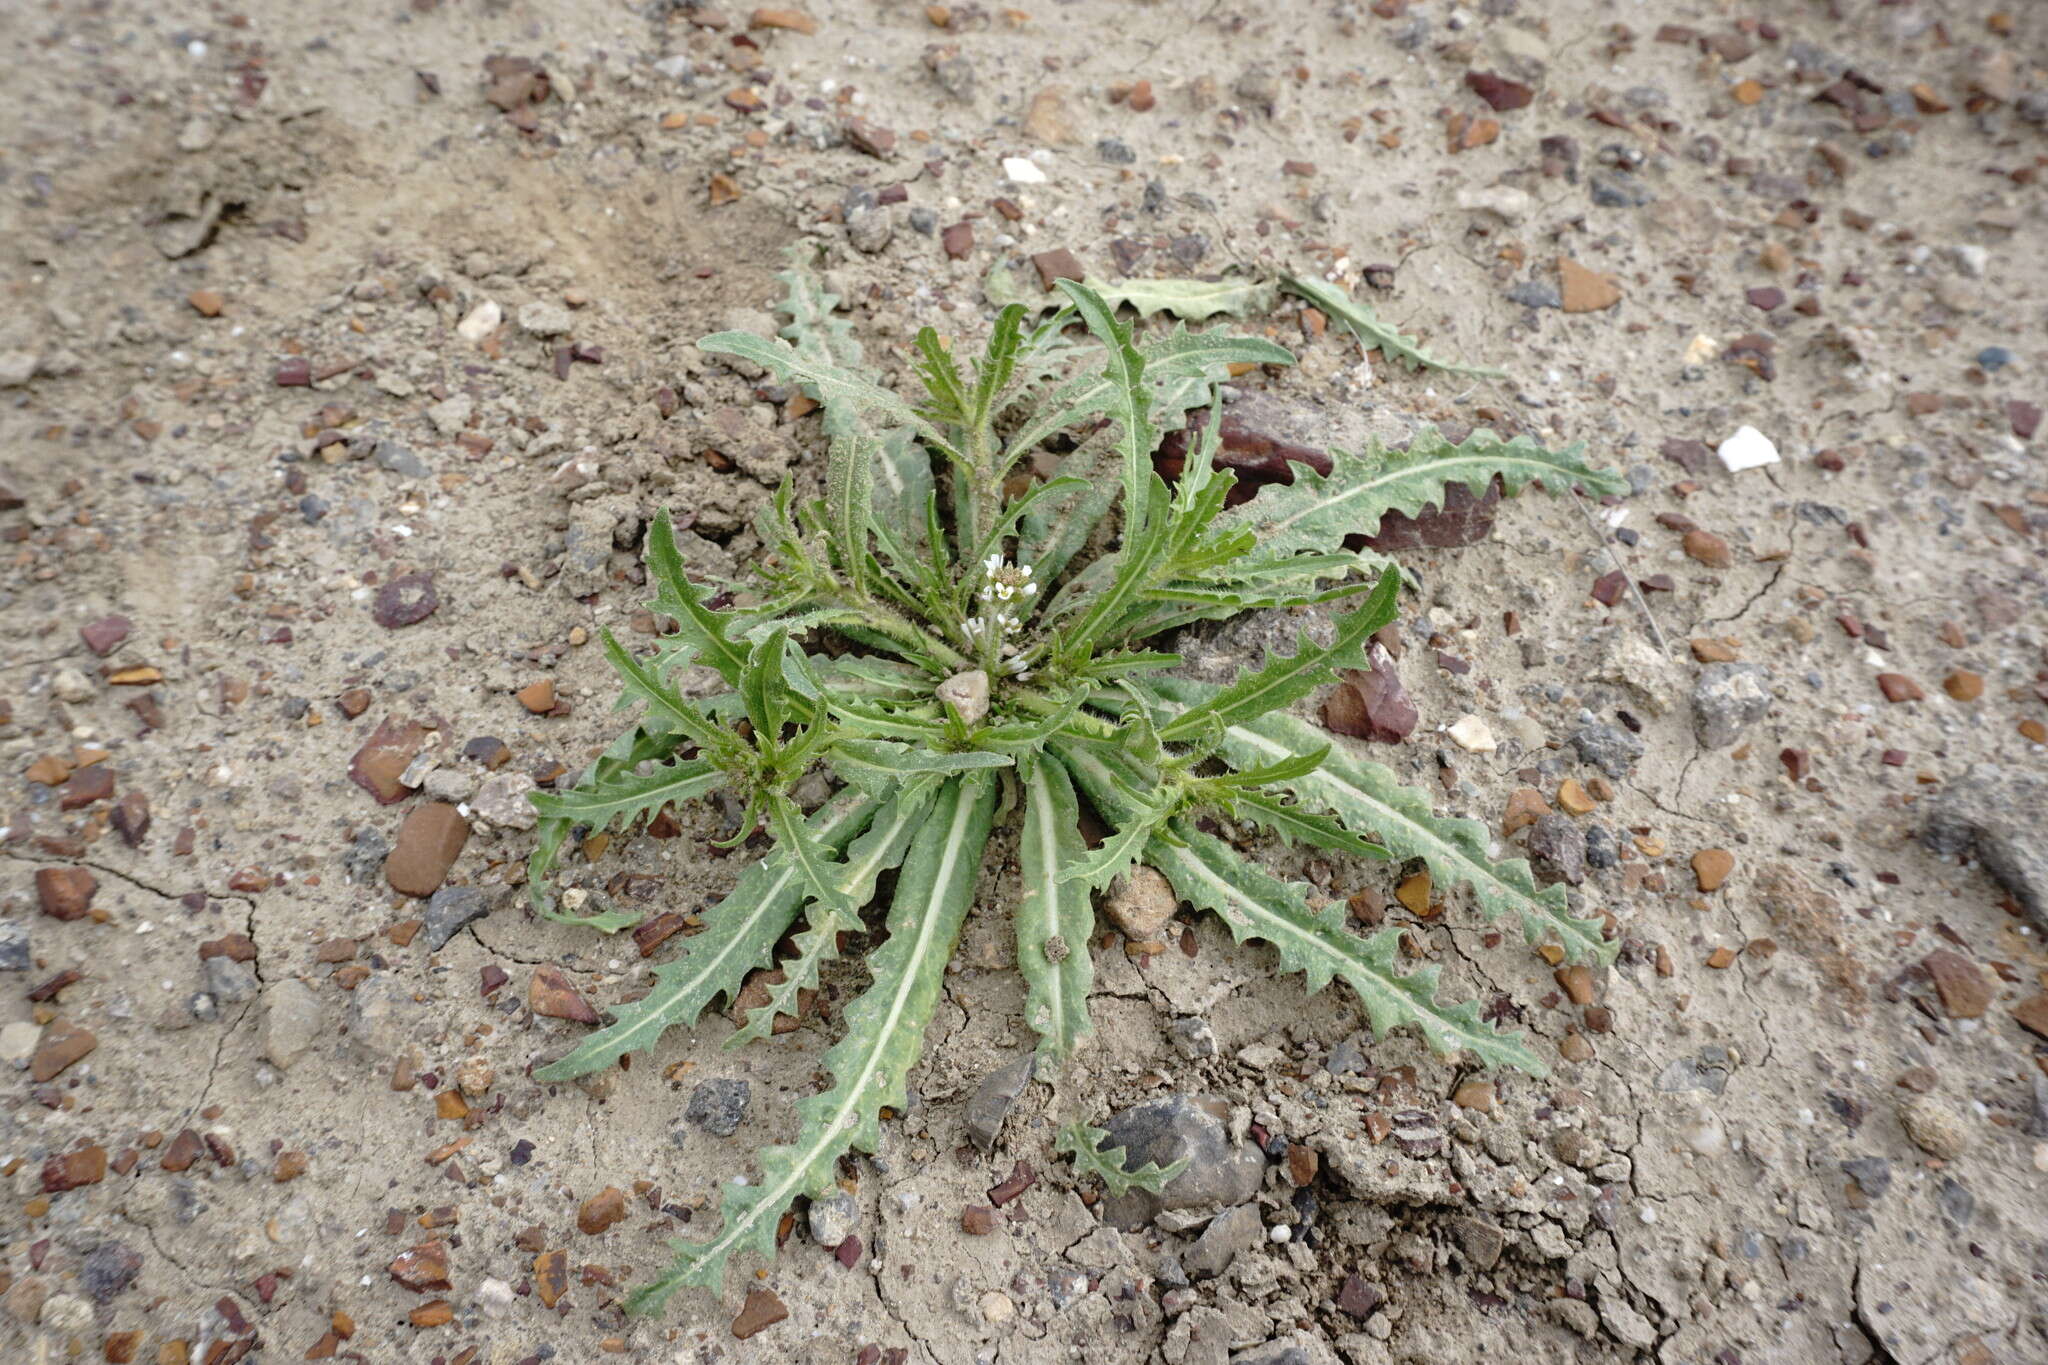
[964,553,1037,675]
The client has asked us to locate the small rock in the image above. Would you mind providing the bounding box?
[1682,529,1734,568]
[0,922,30,972]
[1691,849,1735,892]
[529,965,599,1024]
[79,615,132,657]
[517,301,574,337]
[51,667,94,703]
[426,395,473,437]
[578,1186,627,1234]
[1876,673,1924,704]
[1558,257,1621,312]
[202,955,259,1004]
[1105,865,1177,942]
[966,1054,1035,1150]
[0,1021,40,1066]
[937,669,989,726]
[1099,1094,1265,1229]
[1182,1203,1261,1280]
[372,573,440,628]
[1715,425,1779,472]
[1322,649,1417,743]
[1169,1016,1217,1061]
[1922,764,2047,929]
[1524,814,1586,885]
[456,300,502,341]
[1454,185,1532,222]
[687,1078,751,1136]
[1000,156,1048,184]
[36,867,97,921]
[732,1286,788,1339]
[1022,86,1077,143]
[1898,1096,1969,1160]
[807,1192,858,1247]
[1922,950,1991,1020]
[1447,715,1496,753]
[79,1243,142,1303]
[388,1241,452,1293]
[262,979,325,1070]
[1692,663,1772,749]
[1503,787,1551,834]
[385,803,472,897]
[472,771,539,831]
[421,886,491,952]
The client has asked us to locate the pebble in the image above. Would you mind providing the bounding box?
[1099,1094,1264,1229]
[251,979,324,1073]
[0,1020,41,1067]
[1524,814,1586,885]
[1692,663,1773,749]
[52,667,94,703]
[1447,715,1496,753]
[965,1053,1035,1149]
[371,572,440,628]
[1898,1096,1969,1160]
[1876,673,1924,703]
[1922,949,1991,1020]
[385,803,471,897]
[36,867,97,921]
[1503,787,1551,834]
[517,301,574,337]
[79,614,132,656]
[1454,185,1532,222]
[1000,156,1047,184]
[807,1192,858,1247]
[529,965,599,1024]
[731,1287,788,1340]
[426,395,473,437]
[578,1186,627,1234]
[1022,86,1077,143]
[472,771,539,830]
[1682,529,1734,568]
[1570,720,1642,778]
[687,1077,751,1136]
[31,1021,96,1081]
[1691,849,1734,892]
[1716,426,1780,472]
[456,300,501,341]
[1104,865,1177,942]
[1182,1203,1261,1280]
[421,886,491,952]
[1557,257,1621,312]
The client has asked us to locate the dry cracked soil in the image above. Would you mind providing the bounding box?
[2,1,2046,1363]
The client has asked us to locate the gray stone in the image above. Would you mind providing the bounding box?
[1691,663,1773,749]
[1100,1093,1266,1229]
[965,1054,1034,1150]
[1182,1203,1261,1280]
[1169,1016,1217,1061]
[79,1242,142,1303]
[344,973,415,1061]
[1506,280,1562,309]
[1097,138,1136,164]
[1323,1036,1367,1075]
[262,979,324,1070]
[807,1192,858,1248]
[0,350,38,388]
[687,1078,750,1137]
[426,395,473,438]
[421,886,491,953]
[1230,1347,1310,1365]
[203,956,259,1004]
[1922,764,2048,929]
[0,921,30,972]
[472,771,539,831]
[1524,813,1586,885]
[1841,1157,1890,1200]
[1590,173,1652,207]
[843,189,893,254]
[1549,1297,1600,1338]
[517,301,575,337]
[559,499,620,597]
[374,440,430,477]
[1450,1217,1506,1270]
[342,827,389,884]
[1569,719,1643,778]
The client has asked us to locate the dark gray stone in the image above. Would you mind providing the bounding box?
[1841,1157,1890,1200]
[1324,1036,1367,1075]
[80,1242,143,1302]
[1506,280,1561,309]
[1922,764,2048,930]
[1692,663,1773,749]
[1524,813,1586,886]
[0,921,30,971]
[421,886,490,953]
[1096,138,1136,164]
[1590,173,1652,207]
[965,1053,1034,1150]
[686,1078,750,1137]
[342,827,389,884]
[374,440,430,478]
[1100,1093,1265,1230]
[1584,823,1617,869]
[202,955,258,1004]
[1169,1016,1216,1060]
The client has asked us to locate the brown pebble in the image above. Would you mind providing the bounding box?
[1503,787,1550,834]
[1876,673,1924,703]
[1554,965,1594,1006]
[111,790,151,847]
[31,1020,96,1082]
[40,1145,107,1192]
[961,1205,997,1234]
[1705,946,1738,969]
[529,965,600,1024]
[516,678,556,714]
[533,1249,569,1308]
[384,803,471,897]
[1681,529,1734,569]
[1691,849,1734,892]
[941,221,974,259]
[337,687,372,718]
[1285,1143,1320,1185]
[1555,779,1596,815]
[1942,671,1984,702]
[349,717,427,805]
[1451,1079,1497,1113]
[1031,248,1085,291]
[1558,257,1621,312]
[1922,949,1991,1020]
[2012,995,2048,1040]
[35,867,96,920]
[274,1150,309,1182]
[409,1300,454,1328]
[61,764,114,810]
[188,289,225,317]
[578,1186,628,1234]
[751,6,818,34]
[387,1240,451,1293]
[79,614,132,656]
[160,1129,205,1172]
[731,1286,789,1339]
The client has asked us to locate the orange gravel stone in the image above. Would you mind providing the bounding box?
[1876,673,1924,703]
[1943,671,1984,702]
[1691,848,1735,892]
[1706,946,1738,969]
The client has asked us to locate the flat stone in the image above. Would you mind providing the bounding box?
[79,615,132,657]
[36,867,96,920]
[1323,650,1417,743]
[1182,1203,1260,1280]
[1558,257,1621,312]
[516,678,556,713]
[0,922,29,972]
[1503,787,1550,834]
[372,573,439,629]
[966,1053,1035,1150]
[1922,950,1991,1020]
[1877,673,1924,703]
[577,1186,627,1234]
[1898,1096,1968,1159]
[111,791,151,847]
[349,718,428,805]
[1682,529,1734,568]
[388,1241,451,1293]
[262,979,325,1070]
[529,965,599,1024]
[471,771,538,831]
[1022,86,1077,143]
[1100,1093,1265,1229]
[1524,813,1585,885]
[385,803,471,897]
[1922,764,2048,930]
[31,1021,96,1082]
[1104,866,1176,942]
[1692,663,1773,748]
[1692,848,1735,892]
[41,1146,107,1192]
[1715,425,1779,472]
[731,1286,788,1340]
[1031,248,1085,291]
[421,886,491,952]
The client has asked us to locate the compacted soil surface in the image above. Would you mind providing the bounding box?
[2,1,2046,1362]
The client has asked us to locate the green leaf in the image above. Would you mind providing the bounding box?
[598,629,741,763]
[1056,280,1156,520]
[701,331,937,446]
[1281,274,1502,377]
[969,304,1028,432]
[1059,743,1543,1074]
[1227,789,1389,863]
[645,509,751,687]
[628,771,997,1311]
[775,248,863,369]
[1229,427,1627,564]
[824,429,877,594]
[1155,567,1399,742]
[1016,757,1095,1059]
[829,739,1013,798]
[529,758,726,832]
[1055,1121,1189,1195]
[765,790,857,916]
[913,327,970,426]
[532,792,883,1080]
[1083,275,1280,321]
[1150,679,1617,967]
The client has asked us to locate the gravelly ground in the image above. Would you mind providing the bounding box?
[2,2,2046,1362]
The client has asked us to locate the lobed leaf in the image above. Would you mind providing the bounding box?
[1055,1121,1189,1195]
[1083,275,1280,321]
[627,772,997,1311]
[1016,757,1095,1059]
[644,509,751,687]
[1281,274,1502,377]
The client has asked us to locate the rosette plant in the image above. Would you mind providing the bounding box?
[525,257,1625,1312]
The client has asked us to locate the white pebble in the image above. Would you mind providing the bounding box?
[1000,156,1047,185]
[1716,425,1780,473]
[1447,715,1496,753]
